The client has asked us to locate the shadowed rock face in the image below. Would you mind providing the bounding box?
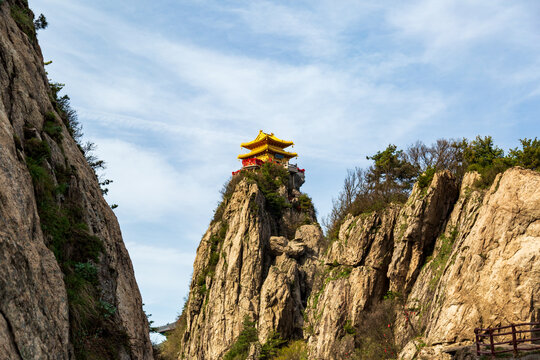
[387,171,459,296]
[0,1,152,358]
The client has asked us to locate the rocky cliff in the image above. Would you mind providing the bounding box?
[306,168,539,360]
[172,166,323,359]
[170,165,539,360]
[0,1,152,358]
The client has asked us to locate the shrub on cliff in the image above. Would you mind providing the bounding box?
[354,297,400,359]
[323,136,533,238]
[223,316,258,360]
[463,136,510,188]
[259,332,287,359]
[366,144,417,200]
[10,5,36,41]
[273,340,308,360]
[508,137,540,170]
[242,162,291,217]
[324,144,418,240]
[213,162,291,223]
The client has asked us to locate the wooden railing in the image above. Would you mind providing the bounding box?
[475,322,540,358]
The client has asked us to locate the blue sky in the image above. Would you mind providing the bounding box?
[30,0,540,340]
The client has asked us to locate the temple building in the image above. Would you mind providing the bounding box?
[233,131,305,188]
[238,130,297,166]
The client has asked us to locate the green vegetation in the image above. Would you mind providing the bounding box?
[508,137,540,170]
[47,77,113,196]
[244,162,291,218]
[213,162,292,222]
[15,69,126,357]
[324,136,540,238]
[464,136,510,188]
[34,13,48,30]
[308,265,352,312]
[223,316,259,360]
[22,125,127,358]
[427,228,459,290]
[10,5,36,41]
[212,174,244,223]
[464,136,540,188]
[272,341,308,360]
[417,166,436,190]
[74,262,98,284]
[260,332,287,360]
[196,221,228,296]
[324,143,419,241]
[43,111,62,142]
[48,81,83,143]
[354,296,400,359]
[297,194,314,213]
[344,320,356,335]
[366,144,418,198]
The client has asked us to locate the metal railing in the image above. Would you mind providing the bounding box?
[474,322,540,358]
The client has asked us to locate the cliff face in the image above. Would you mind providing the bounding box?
[177,173,323,359]
[175,166,539,360]
[399,168,540,359]
[0,1,152,358]
[306,168,539,360]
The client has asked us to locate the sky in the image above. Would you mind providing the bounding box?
[30,0,540,341]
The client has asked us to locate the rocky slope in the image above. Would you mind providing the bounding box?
[172,166,539,360]
[175,168,324,359]
[306,168,539,360]
[0,1,152,358]
[398,168,540,359]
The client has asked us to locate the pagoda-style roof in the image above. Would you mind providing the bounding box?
[240,130,294,150]
[238,144,297,160]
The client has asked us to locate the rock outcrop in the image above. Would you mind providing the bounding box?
[0,1,152,358]
[173,165,539,360]
[305,171,458,359]
[176,175,324,359]
[398,168,540,359]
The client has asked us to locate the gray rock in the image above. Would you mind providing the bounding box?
[0,1,152,358]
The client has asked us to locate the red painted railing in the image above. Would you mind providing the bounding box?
[242,158,264,167]
[475,322,540,357]
[232,158,306,176]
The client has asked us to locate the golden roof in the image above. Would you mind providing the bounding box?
[240,130,294,150]
[237,144,297,160]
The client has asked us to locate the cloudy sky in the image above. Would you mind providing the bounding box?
[31,0,540,339]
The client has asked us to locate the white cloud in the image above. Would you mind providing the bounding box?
[125,241,195,324]
[44,2,447,166]
[386,0,540,65]
[230,0,382,58]
[31,0,540,331]
[94,139,216,223]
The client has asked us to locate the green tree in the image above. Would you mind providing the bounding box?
[464,136,504,169]
[464,136,510,187]
[223,316,258,360]
[260,331,287,359]
[366,144,417,201]
[508,138,540,170]
[34,13,48,30]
